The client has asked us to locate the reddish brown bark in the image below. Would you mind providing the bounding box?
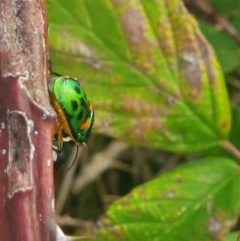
[0,0,56,240]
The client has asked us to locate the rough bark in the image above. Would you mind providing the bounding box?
[0,0,56,240]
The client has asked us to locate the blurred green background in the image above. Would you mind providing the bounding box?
[47,0,240,240]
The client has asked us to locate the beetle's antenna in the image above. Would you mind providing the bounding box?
[51,72,62,77]
[66,145,79,172]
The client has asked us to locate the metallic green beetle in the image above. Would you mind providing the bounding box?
[48,76,95,151]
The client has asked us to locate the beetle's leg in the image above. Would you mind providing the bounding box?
[56,124,64,152]
[52,122,63,152]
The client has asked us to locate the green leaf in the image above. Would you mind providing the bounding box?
[48,0,231,153]
[88,157,240,241]
[233,14,240,33]
[225,232,239,241]
[229,107,240,150]
[200,22,240,73]
[209,0,240,19]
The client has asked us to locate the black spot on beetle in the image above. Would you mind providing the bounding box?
[77,110,84,121]
[80,98,88,109]
[71,100,78,111]
[74,86,81,94]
